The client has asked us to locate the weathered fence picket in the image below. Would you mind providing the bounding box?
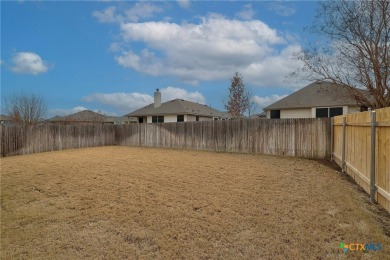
[1,118,331,159]
[332,107,390,212]
[0,124,116,157]
[114,118,331,158]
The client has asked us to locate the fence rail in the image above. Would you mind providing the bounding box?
[1,118,331,159]
[332,107,390,212]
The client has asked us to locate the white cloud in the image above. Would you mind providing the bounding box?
[93,3,163,24]
[241,45,304,87]
[125,2,163,22]
[114,14,305,88]
[236,4,255,20]
[177,0,191,9]
[252,94,288,109]
[83,87,205,113]
[92,6,121,23]
[109,42,123,52]
[83,92,153,113]
[10,52,50,75]
[268,2,296,17]
[49,106,88,117]
[160,87,205,104]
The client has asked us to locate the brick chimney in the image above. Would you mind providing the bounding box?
[154,89,161,108]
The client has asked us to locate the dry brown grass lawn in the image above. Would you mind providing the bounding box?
[1,146,389,259]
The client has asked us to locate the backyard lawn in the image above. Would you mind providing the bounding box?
[1,146,389,259]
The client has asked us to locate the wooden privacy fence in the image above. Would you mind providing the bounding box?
[332,107,390,212]
[1,118,331,159]
[0,124,116,157]
[115,118,330,159]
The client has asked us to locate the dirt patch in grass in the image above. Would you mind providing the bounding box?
[1,146,389,259]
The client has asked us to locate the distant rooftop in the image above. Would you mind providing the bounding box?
[126,99,232,119]
[264,82,362,110]
[48,110,137,123]
[49,110,107,122]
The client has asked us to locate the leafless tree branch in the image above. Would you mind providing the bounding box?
[3,93,47,125]
[292,0,390,108]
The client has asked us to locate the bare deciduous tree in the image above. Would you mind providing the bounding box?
[246,88,259,118]
[3,93,47,125]
[225,72,250,118]
[292,0,390,109]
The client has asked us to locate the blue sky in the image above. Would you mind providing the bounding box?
[1,1,318,117]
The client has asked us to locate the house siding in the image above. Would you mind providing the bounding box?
[200,116,214,121]
[134,113,230,123]
[145,114,215,123]
[266,106,361,119]
[310,106,360,118]
[280,108,312,119]
[163,115,178,123]
[186,115,214,121]
[345,106,361,114]
[146,115,177,123]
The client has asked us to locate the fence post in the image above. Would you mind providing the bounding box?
[370,111,377,203]
[330,117,334,161]
[341,116,346,173]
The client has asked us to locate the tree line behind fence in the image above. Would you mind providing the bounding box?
[0,118,330,159]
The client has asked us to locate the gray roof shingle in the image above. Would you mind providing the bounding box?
[126,99,232,118]
[49,110,107,122]
[48,110,138,123]
[264,82,361,110]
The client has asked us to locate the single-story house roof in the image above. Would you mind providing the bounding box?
[249,111,266,119]
[126,99,232,119]
[264,82,362,110]
[220,111,236,119]
[47,115,63,121]
[48,110,137,123]
[49,110,107,122]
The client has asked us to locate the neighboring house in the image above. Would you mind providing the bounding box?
[48,110,137,124]
[104,116,137,125]
[227,112,247,119]
[249,111,266,119]
[126,89,232,123]
[0,114,15,125]
[264,82,366,119]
